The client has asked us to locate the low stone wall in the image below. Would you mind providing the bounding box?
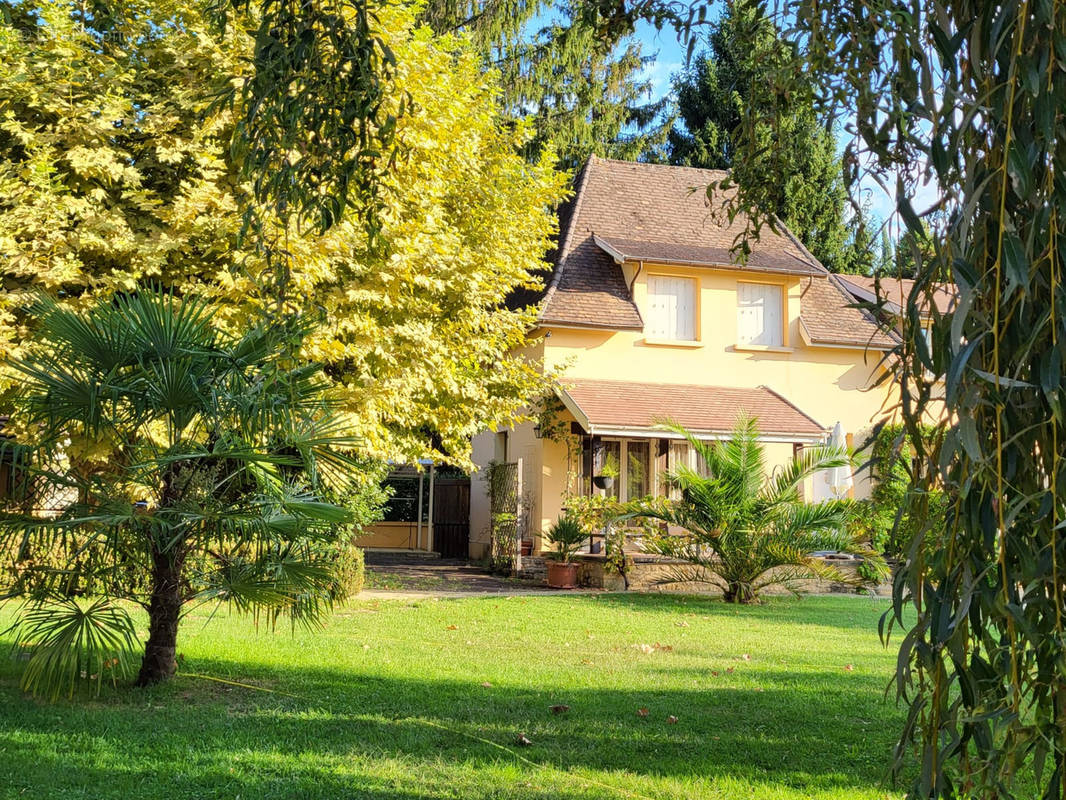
[574,554,892,597]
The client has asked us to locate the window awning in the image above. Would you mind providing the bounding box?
[557,379,827,442]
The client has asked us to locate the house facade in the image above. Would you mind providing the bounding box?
[469,157,901,558]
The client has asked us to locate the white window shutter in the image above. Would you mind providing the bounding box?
[647,277,696,341]
[737,283,783,346]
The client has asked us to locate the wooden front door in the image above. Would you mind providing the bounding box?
[433,479,470,558]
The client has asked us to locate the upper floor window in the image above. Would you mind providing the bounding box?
[646,276,696,341]
[737,282,783,346]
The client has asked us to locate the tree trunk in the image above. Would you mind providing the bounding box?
[723,581,757,604]
[136,544,186,687]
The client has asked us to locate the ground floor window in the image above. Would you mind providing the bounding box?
[596,438,653,502]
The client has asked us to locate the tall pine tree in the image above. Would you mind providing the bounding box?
[422,0,670,168]
[667,0,866,273]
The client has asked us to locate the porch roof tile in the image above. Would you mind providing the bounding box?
[560,379,826,438]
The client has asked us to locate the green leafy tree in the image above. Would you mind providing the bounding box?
[717,0,1066,793]
[625,417,882,603]
[666,0,864,273]
[882,223,937,279]
[1,290,368,694]
[0,0,566,465]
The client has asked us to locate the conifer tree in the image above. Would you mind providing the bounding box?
[423,0,670,168]
[667,0,862,272]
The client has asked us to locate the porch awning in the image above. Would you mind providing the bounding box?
[557,379,827,442]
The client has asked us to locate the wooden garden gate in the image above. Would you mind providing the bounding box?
[432,477,470,558]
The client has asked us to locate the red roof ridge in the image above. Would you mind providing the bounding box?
[591,156,730,180]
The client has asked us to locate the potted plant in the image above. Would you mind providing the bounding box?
[592,453,619,491]
[545,515,586,588]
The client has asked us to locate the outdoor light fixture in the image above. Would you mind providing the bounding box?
[532,424,543,439]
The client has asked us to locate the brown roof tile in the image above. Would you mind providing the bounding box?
[561,379,826,437]
[799,276,898,350]
[540,157,829,329]
[836,274,957,316]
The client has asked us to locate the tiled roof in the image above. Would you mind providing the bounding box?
[560,379,826,437]
[800,276,898,350]
[837,274,957,316]
[539,158,826,329]
[535,157,895,349]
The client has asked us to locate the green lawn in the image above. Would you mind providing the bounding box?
[0,593,908,799]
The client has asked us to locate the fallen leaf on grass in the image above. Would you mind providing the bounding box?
[740,654,751,661]
[637,707,650,718]
[550,704,570,715]
[666,715,678,724]
[516,733,533,746]
[726,667,734,674]
[844,664,854,672]
[481,681,493,687]
[633,642,673,654]
[446,624,458,630]
[675,620,689,627]
[711,671,719,677]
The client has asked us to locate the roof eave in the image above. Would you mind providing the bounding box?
[591,233,822,277]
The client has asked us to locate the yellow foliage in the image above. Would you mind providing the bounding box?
[0,1,568,464]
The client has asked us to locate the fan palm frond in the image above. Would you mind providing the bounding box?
[8,598,139,701]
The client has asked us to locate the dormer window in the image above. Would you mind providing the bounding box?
[646,276,697,342]
[737,282,784,346]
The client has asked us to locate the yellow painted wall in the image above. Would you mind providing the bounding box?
[356,521,428,550]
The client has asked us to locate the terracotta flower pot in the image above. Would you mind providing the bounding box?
[546,561,579,589]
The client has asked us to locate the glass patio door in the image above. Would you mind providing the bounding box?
[598,439,651,501]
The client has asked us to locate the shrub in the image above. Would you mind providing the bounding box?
[865,425,947,558]
[327,537,365,600]
[546,516,585,563]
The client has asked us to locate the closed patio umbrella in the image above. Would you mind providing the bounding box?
[826,422,853,499]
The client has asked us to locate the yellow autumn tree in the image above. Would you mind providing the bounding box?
[0,0,566,463]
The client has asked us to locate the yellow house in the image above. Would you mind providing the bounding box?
[469,156,901,558]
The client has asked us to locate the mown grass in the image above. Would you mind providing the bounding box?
[0,593,908,799]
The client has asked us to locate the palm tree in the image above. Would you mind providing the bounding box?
[625,417,884,603]
[1,289,365,695]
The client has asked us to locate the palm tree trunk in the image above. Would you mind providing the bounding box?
[136,544,186,687]
[723,580,757,604]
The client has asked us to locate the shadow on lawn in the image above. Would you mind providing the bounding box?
[0,655,903,799]
[588,591,897,631]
